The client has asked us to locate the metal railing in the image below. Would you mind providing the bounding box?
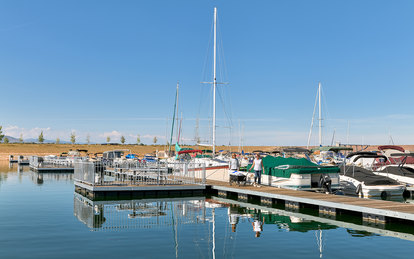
[74,160,206,186]
[30,155,86,169]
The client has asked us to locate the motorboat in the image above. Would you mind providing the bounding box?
[255,155,340,192]
[340,152,405,199]
[374,152,414,186]
[311,146,353,165]
[378,145,414,167]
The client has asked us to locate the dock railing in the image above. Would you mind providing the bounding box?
[30,155,85,169]
[74,160,206,186]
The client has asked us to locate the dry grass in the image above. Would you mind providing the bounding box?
[0,143,276,161]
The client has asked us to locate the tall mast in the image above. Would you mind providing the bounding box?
[169,82,179,154]
[318,82,322,147]
[212,7,217,156]
[175,82,180,143]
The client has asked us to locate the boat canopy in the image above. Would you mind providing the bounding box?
[346,151,377,159]
[378,145,405,152]
[283,147,311,154]
[311,146,353,152]
[249,155,339,178]
[202,149,213,153]
[352,154,387,162]
[390,152,414,157]
[178,150,202,155]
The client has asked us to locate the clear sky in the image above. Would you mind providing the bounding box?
[1,0,414,146]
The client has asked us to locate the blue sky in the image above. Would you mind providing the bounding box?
[1,0,414,145]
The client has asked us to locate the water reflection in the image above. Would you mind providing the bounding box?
[74,193,207,231]
[30,172,73,185]
[213,196,414,243]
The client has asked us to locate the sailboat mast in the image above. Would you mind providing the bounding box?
[212,7,217,156]
[176,82,180,143]
[169,82,179,154]
[318,82,322,147]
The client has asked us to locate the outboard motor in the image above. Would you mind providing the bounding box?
[319,174,332,193]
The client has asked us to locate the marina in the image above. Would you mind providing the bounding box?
[2,166,414,258]
[2,1,414,258]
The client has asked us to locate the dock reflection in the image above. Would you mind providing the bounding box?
[73,193,207,231]
[30,171,73,185]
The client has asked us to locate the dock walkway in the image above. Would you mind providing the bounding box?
[207,180,414,223]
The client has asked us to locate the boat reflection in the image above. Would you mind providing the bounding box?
[73,193,207,231]
[213,196,414,243]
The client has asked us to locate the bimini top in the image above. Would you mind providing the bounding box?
[346,151,378,159]
[378,145,405,152]
[351,154,388,163]
[249,155,339,178]
[391,152,414,157]
[311,146,353,152]
[283,147,311,154]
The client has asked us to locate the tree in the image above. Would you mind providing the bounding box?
[3,137,9,144]
[19,133,23,143]
[56,138,60,144]
[70,132,76,144]
[86,134,90,145]
[38,131,44,143]
[120,136,125,144]
[0,126,3,142]
[106,136,110,143]
[136,134,140,145]
[153,136,157,144]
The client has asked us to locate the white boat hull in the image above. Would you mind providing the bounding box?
[340,175,405,198]
[261,173,340,191]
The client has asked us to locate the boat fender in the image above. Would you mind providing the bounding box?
[403,190,411,198]
[381,191,387,200]
[355,184,362,195]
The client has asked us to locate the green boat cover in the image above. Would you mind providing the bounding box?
[235,207,337,231]
[247,155,339,178]
[196,154,212,158]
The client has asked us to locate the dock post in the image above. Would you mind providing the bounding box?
[218,190,227,198]
[319,206,336,218]
[261,197,272,207]
[285,200,299,211]
[362,213,386,225]
[238,193,248,201]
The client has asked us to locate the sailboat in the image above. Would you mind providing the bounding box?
[166,7,230,181]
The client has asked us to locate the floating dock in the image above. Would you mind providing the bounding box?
[75,181,206,200]
[9,155,29,165]
[207,180,414,224]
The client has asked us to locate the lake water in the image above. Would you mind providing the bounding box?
[1,165,414,258]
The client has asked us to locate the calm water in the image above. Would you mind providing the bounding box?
[1,165,414,258]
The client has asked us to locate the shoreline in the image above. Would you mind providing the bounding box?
[1,143,414,161]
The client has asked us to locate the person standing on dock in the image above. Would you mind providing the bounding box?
[229,153,239,173]
[250,154,264,187]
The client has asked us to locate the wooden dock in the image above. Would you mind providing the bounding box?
[207,180,414,224]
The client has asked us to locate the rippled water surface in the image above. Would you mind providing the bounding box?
[1,165,414,258]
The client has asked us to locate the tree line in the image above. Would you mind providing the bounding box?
[0,127,158,145]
